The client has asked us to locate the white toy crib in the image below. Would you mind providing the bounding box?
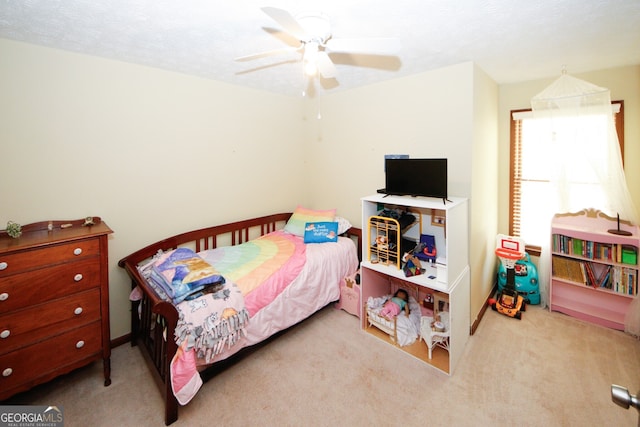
[366,302,400,344]
[365,280,421,347]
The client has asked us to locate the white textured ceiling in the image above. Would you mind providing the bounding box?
[1,0,639,97]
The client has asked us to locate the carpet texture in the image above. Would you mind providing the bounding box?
[4,305,640,426]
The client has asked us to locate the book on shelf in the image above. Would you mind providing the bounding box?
[552,256,584,283]
[572,238,583,257]
[553,234,639,264]
[583,262,597,288]
[583,262,612,289]
[552,255,637,296]
[612,266,638,296]
[595,264,611,289]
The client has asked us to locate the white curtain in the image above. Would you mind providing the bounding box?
[530,73,640,336]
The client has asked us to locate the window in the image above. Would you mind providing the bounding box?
[509,101,624,254]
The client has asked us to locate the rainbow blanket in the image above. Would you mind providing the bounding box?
[200,230,306,316]
[168,230,307,405]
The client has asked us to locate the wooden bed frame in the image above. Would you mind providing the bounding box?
[118,213,361,425]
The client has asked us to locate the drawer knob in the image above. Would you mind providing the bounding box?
[73,248,83,256]
[0,262,7,270]
[76,340,85,349]
[2,368,12,377]
[0,292,8,301]
[0,329,9,339]
[74,307,83,315]
[74,273,83,282]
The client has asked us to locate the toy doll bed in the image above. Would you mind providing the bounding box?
[365,281,422,347]
[118,212,361,425]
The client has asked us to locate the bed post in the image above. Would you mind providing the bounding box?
[130,281,139,348]
[154,301,179,426]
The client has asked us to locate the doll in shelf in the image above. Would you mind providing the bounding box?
[379,289,410,318]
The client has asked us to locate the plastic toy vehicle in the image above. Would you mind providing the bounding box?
[497,252,540,305]
[490,285,526,319]
[490,234,528,320]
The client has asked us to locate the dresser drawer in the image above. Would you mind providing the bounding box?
[0,288,101,355]
[0,238,100,277]
[0,321,102,397]
[0,257,100,314]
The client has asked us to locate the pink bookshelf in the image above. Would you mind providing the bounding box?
[550,209,639,330]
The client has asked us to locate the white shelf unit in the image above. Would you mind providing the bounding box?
[360,194,470,375]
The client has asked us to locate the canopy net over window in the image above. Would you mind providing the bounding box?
[530,73,639,335]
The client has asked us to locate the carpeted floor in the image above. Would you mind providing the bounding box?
[4,304,640,426]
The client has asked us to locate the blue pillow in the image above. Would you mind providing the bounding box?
[303,222,339,243]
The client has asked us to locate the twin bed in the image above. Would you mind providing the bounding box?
[118,211,361,425]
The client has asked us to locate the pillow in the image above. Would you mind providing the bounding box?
[335,216,352,235]
[284,206,336,237]
[303,222,339,243]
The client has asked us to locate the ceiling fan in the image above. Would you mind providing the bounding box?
[235,7,401,79]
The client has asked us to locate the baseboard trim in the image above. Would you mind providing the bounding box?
[470,282,498,335]
[110,333,131,349]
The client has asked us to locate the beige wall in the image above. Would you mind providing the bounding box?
[307,62,476,223]
[498,65,640,234]
[470,65,499,326]
[0,39,309,338]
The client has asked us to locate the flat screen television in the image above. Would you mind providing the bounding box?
[384,158,448,199]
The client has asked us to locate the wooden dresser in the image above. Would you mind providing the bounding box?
[0,218,113,400]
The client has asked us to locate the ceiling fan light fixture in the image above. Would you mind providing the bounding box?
[304,61,318,76]
[295,12,331,44]
[303,41,319,76]
[239,7,397,85]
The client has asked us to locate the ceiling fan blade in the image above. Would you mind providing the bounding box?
[317,51,338,79]
[235,46,299,62]
[261,7,309,41]
[325,37,401,55]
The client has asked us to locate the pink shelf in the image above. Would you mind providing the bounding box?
[550,280,630,330]
[550,209,639,331]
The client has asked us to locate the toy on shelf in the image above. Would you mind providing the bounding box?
[420,311,450,359]
[402,253,423,277]
[368,216,401,267]
[489,234,527,319]
[413,234,437,264]
[367,209,418,269]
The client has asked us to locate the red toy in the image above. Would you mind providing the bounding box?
[490,234,527,319]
